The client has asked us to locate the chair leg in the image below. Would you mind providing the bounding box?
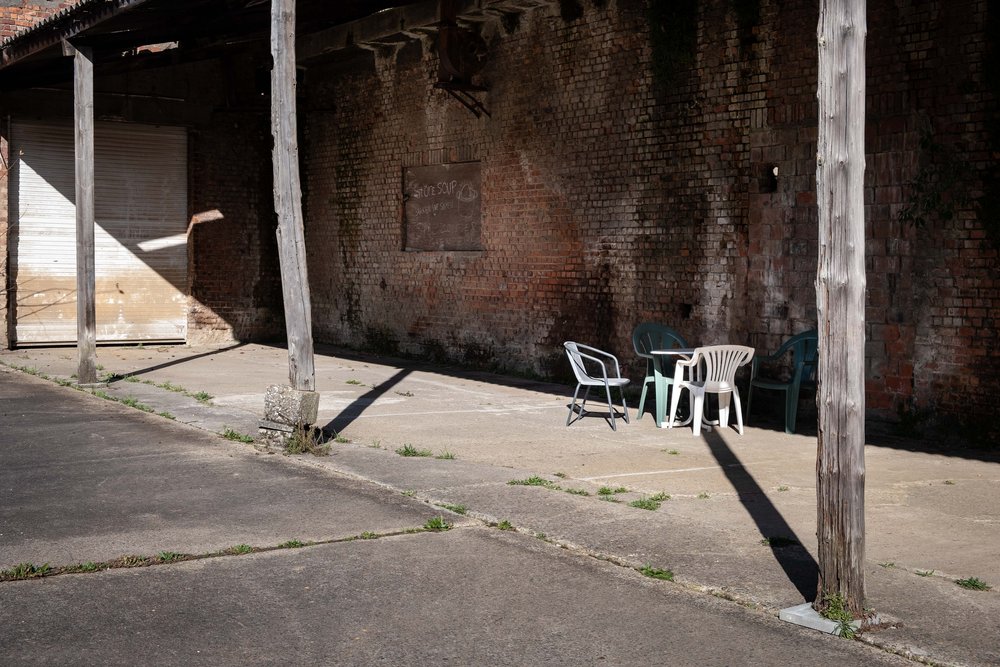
[690,390,704,436]
[566,383,582,426]
[732,388,745,435]
[619,385,630,424]
[637,377,651,420]
[718,392,731,431]
[785,387,798,434]
[745,383,754,421]
[579,385,591,415]
[667,382,684,429]
[603,382,617,431]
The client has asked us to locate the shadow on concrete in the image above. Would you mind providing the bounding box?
[321,368,412,435]
[304,343,574,398]
[703,428,819,603]
[104,343,248,382]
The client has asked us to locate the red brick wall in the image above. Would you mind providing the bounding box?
[185,53,285,344]
[0,1,76,40]
[300,0,998,432]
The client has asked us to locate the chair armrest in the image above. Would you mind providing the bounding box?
[576,350,611,380]
[575,344,622,378]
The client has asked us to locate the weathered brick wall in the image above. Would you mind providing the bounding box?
[301,0,998,431]
[185,53,285,344]
[188,108,285,344]
[0,45,284,347]
[0,1,76,40]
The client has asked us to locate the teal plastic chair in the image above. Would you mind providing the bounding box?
[631,323,688,426]
[746,329,818,434]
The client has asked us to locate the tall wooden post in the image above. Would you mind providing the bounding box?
[815,0,867,616]
[271,0,315,391]
[66,41,97,385]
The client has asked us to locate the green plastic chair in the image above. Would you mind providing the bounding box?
[631,323,688,426]
[746,329,818,434]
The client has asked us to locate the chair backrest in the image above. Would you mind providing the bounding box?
[696,345,755,385]
[779,329,819,383]
[564,341,594,383]
[632,323,688,358]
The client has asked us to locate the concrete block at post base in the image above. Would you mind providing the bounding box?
[263,384,319,427]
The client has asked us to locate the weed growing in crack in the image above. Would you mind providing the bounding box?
[507,476,558,489]
[819,593,857,639]
[396,444,432,457]
[435,451,456,460]
[423,516,451,532]
[916,569,935,577]
[284,425,330,456]
[955,576,991,591]
[227,544,254,555]
[496,520,514,531]
[629,497,661,511]
[223,428,254,443]
[0,562,51,580]
[437,503,467,515]
[639,564,674,581]
[118,555,149,567]
[279,540,305,549]
[156,551,184,563]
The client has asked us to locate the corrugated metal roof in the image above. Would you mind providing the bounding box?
[0,0,153,67]
[1,0,99,48]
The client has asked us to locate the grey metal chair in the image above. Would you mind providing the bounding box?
[564,341,630,431]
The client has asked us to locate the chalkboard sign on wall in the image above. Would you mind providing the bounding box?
[403,161,482,251]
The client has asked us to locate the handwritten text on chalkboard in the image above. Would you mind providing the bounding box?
[404,162,482,251]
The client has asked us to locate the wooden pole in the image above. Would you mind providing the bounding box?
[815,0,867,616]
[271,0,315,391]
[66,41,97,385]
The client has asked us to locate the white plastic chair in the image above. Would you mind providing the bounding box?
[564,341,630,431]
[668,345,754,436]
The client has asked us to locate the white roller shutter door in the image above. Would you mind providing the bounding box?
[12,121,188,344]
